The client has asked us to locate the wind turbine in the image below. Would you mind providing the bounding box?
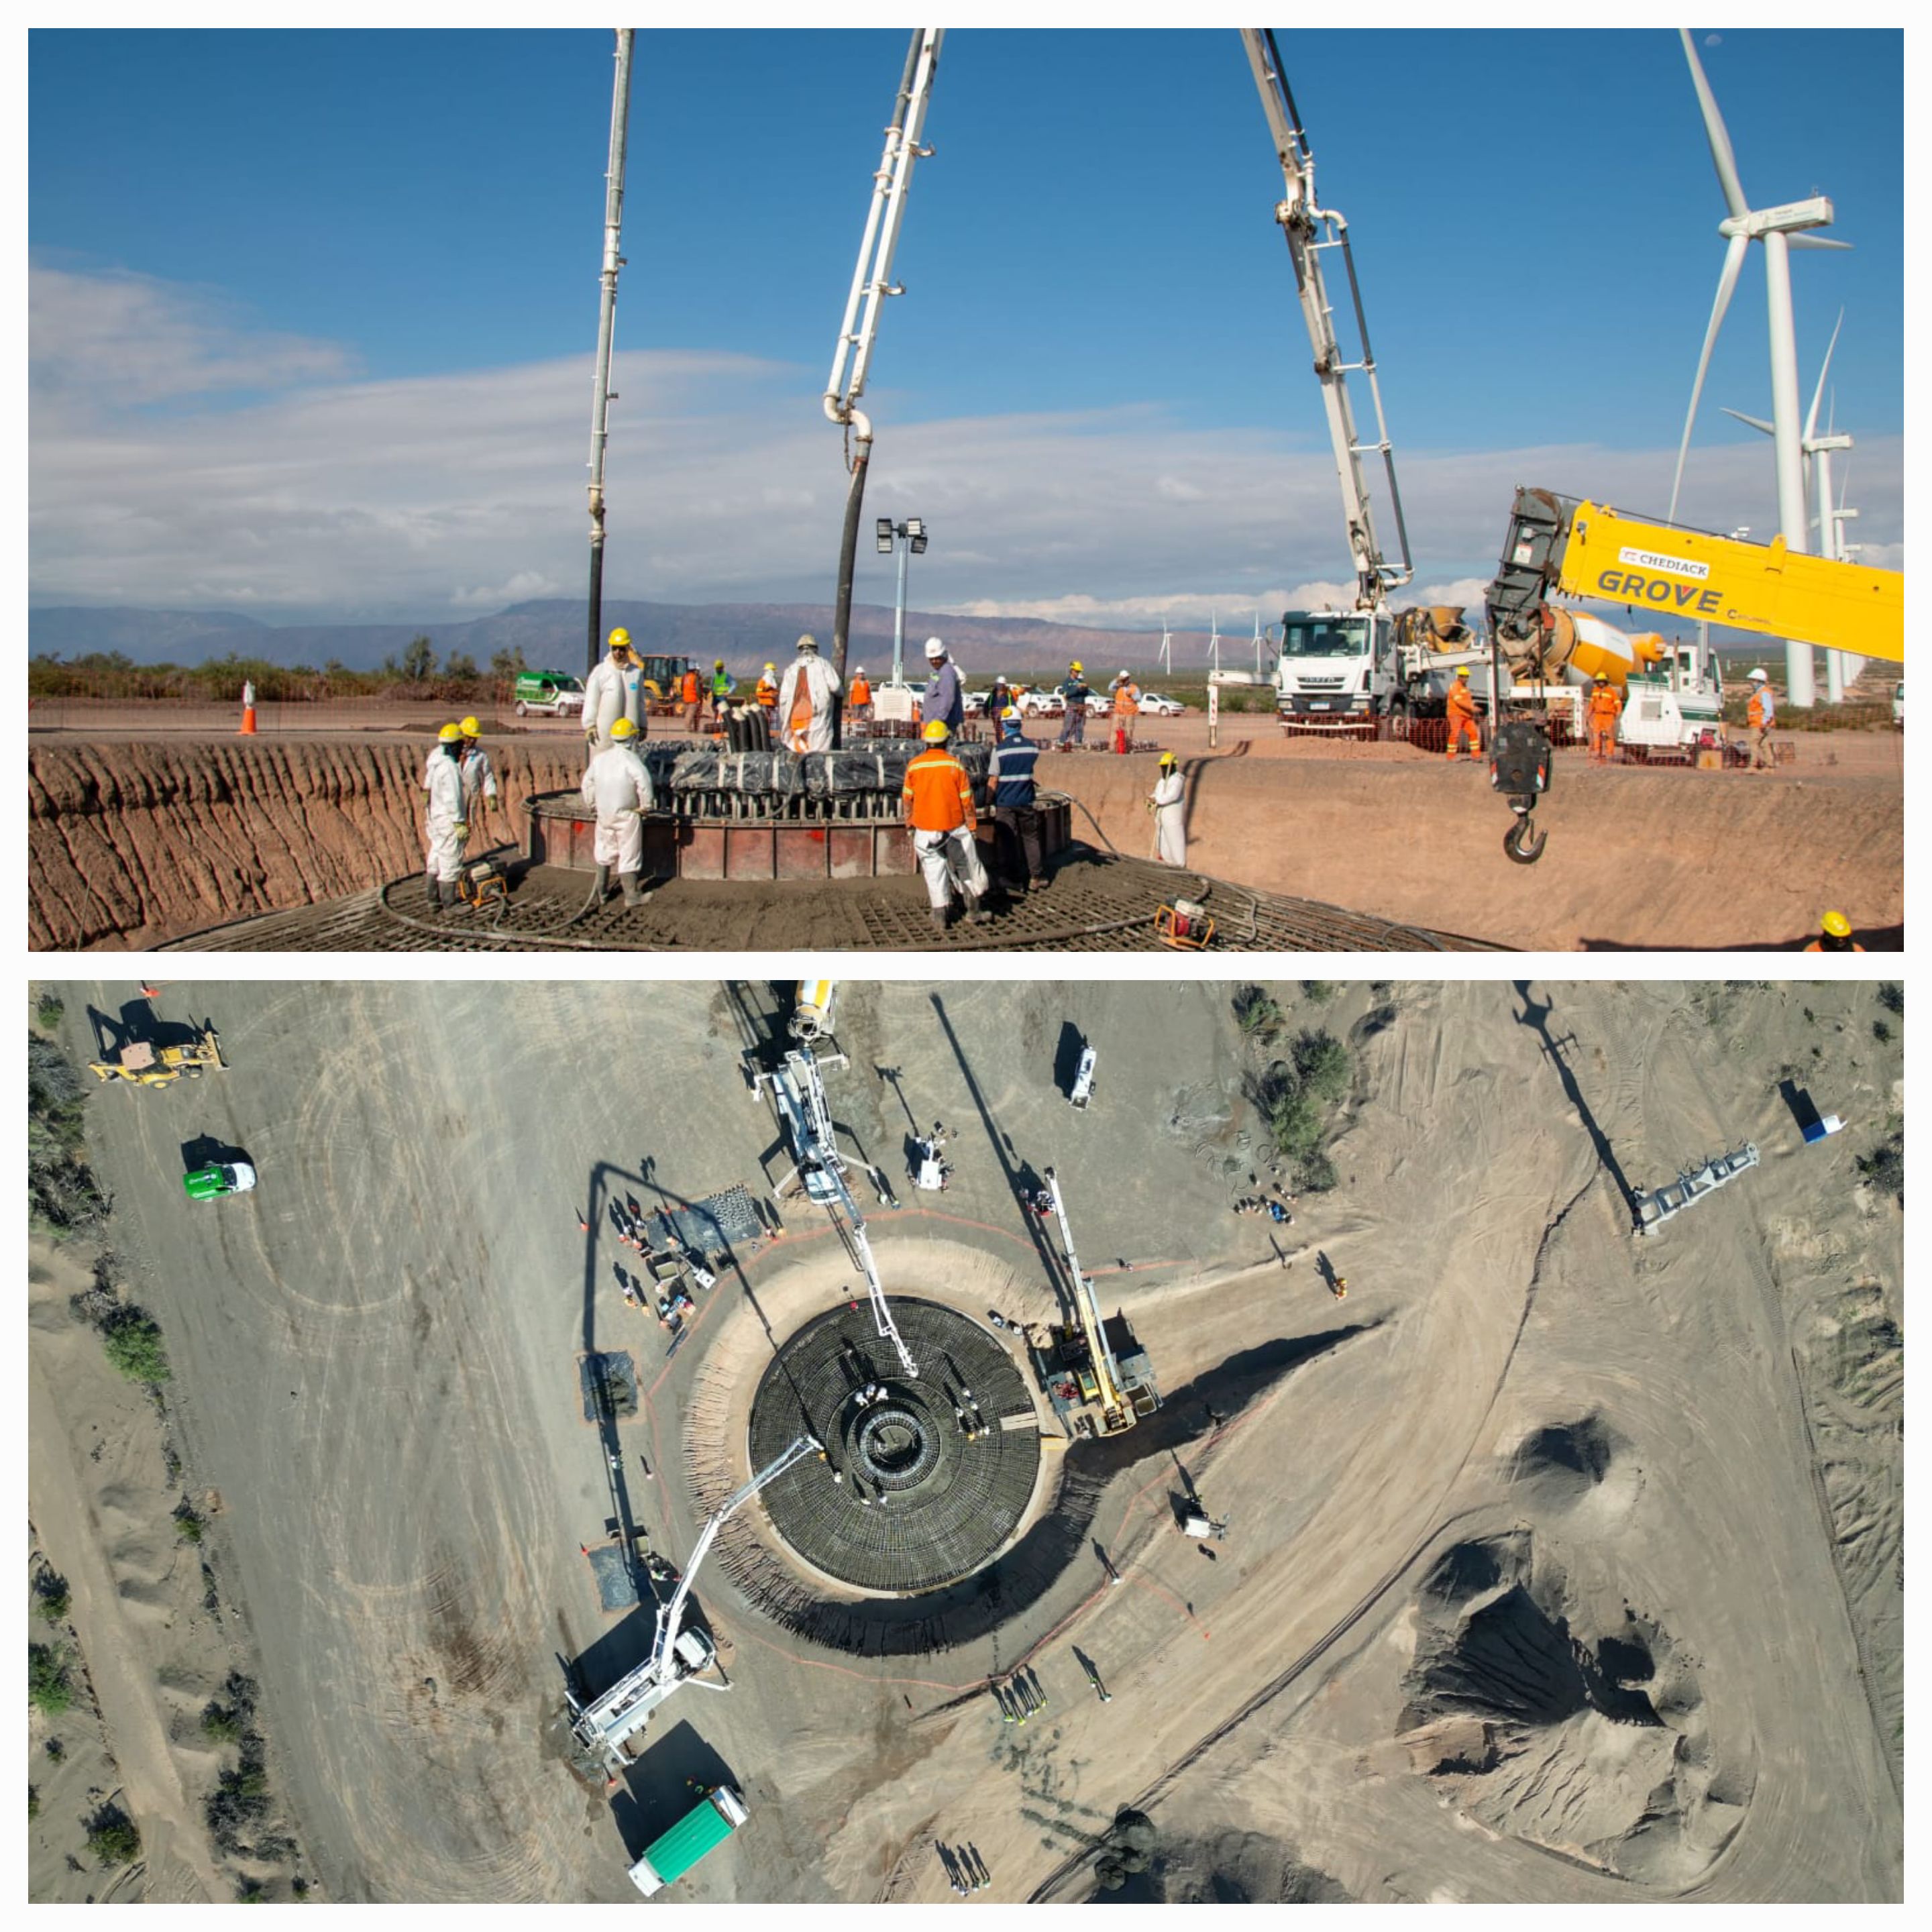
[1207,608,1222,680]
[1668,27,1850,710]
[1721,310,1856,700]
[1251,609,1265,678]
[1160,621,1173,677]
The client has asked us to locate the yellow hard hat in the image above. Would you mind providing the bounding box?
[1593,672,1608,684]
[1070,660,1083,674]
[922,720,951,743]
[459,714,482,738]
[1821,910,1852,938]
[714,658,725,668]
[764,662,775,674]
[1455,665,1470,678]
[610,716,638,741]
[437,722,462,743]
[607,628,631,651]
[1159,751,1177,767]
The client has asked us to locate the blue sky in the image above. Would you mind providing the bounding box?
[29,27,1904,626]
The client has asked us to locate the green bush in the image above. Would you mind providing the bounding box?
[1857,1128,1904,1205]
[1876,983,1903,1016]
[1292,1029,1351,1104]
[35,1572,70,1624]
[29,1644,73,1716]
[1873,1019,1892,1044]
[201,1703,243,1743]
[101,1311,170,1386]
[28,1036,107,1235]
[29,1786,40,1820]
[1300,980,1338,1005]
[36,992,64,1030]
[1232,985,1283,1040]
[86,1804,142,1866]
[174,1502,205,1545]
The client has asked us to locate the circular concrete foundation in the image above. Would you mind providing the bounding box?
[748,1299,1041,1595]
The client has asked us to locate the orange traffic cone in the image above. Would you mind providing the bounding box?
[238,680,258,735]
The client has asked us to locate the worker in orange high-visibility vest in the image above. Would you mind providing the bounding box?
[1111,672,1140,751]
[1444,665,1481,760]
[902,720,991,935]
[1585,672,1622,765]
[680,665,702,735]
[847,667,872,721]
[1745,667,1776,769]
[755,663,779,710]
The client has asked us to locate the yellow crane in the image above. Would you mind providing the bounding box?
[1489,488,1903,670]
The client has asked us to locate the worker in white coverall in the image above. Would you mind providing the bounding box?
[582,628,647,757]
[422,722,469,911]
[578,716,656,907]
[1149,751,1186,865]
[457,715,498,835]
[776,632,840,752]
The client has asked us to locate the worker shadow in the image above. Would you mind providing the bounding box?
[875,1065,918,1134]
[1513,981,1639,1222]
[178,1133,248,1171]
[608,1719,737,1864]
[1778,1079,1824,1139]
[1052,1023,1089,1102]
[1579,922,1903,953]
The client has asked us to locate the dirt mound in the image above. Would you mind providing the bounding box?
[1400,1532,1748,1883]
[30,729,1901,950]
[1509,1415,1642,1528]
[1097,1829,1352,1904]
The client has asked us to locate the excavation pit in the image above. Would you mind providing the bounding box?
[747,1299,1041,1596]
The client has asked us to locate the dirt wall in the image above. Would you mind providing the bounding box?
[28,734,1902,951]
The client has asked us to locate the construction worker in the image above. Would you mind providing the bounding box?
[777,633,839,752]
[578,715,655,908]
[848,665,872,721]
[582,629,645,755]
[1585,672,1621,765]
[755,663,780,711]
[902,719,991,934]
[1444,664,1481,761]
[680,662,703,734]
[988,707,1047,892]
[1746,667,1776,769]
[1331,1275,1348,1301]
[1148,751,1186,865]
[1111,670,1140,751]
[422,722,468,911]
[708,658,733,721]
[456,716,499,833]
[987,672,1014,724]
[1058,660,1091,749]
[923,637,965,738]
[1803,910,1866,953]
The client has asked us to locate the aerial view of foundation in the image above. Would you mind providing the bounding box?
[26,979,1903,1902]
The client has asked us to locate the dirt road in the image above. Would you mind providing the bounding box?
[54,979,1901,1903]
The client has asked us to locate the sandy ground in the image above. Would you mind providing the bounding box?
[38,977,1901,1904]
[27,1234,310,1902]
[30,721,1901,951]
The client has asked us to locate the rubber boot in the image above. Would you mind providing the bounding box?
[425,875,441,912]
[930,905,951,937]
[438,879,460,910]
[965,888,991,926]
[619,870,644,909]
[594,863,612,905]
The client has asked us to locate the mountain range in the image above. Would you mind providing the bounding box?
[28,600,1246,682]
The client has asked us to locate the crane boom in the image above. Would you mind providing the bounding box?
[1240,27,1411,610]
[1042,1168,1124,1419]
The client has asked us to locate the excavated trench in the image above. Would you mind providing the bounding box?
[30,732,1904,950]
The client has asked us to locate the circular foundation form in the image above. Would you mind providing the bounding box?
[748,1299,1041,1595]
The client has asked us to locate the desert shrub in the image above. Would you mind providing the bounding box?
[101,1309,170,1385]
[1857,1128,1904,1205]
[36,1570,71,1624]
[1876,983,1902,1016]
[173,1501,204,1544]
[85,1804,142,1866]
[1872,1019,1892,1044]
[1300,980,1338,1005]
[29,1644,73,1715]
[28,1786,40,1819]
[201,1703,244,1743]
[1232,985,1283,1040]
[28,1036,107,1234]
[1094,1856,1126,1891]
[36,992,64,1030]
[1292,1029,1351,1104]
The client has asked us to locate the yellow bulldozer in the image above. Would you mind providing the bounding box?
[90,1022,227,1089]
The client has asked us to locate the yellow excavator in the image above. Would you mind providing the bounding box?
[1481,488,1904,862]
[90,1022,227,1088]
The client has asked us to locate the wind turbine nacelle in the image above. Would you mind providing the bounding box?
[1720,195,1833,239]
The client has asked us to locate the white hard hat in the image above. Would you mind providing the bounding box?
[853,665,865,675]
[1748,667,1768,681]
[796,633,818,652]
[924,637,945,659]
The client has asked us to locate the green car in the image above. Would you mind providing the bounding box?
[182,1161,257,1201]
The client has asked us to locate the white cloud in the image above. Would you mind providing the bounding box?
[28,263,1905,627]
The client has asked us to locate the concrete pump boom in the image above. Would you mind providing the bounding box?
[584,29,635,678]
[1042,1168,1125,1420]
[824,28,944,723]
[1240,26,1411,610]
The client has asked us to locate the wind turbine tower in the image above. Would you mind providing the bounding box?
[1670,28,1850,709]
[1160,621,1173,676]
[1722,310,1858,700]
[1208,608,1222,679]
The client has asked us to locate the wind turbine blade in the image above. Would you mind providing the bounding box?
[1669,230,1750,523]
[1721,408,1776,435]
[1679,28,1750,222]
[1788,235,1852,250]
[1804,309,1843,443]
